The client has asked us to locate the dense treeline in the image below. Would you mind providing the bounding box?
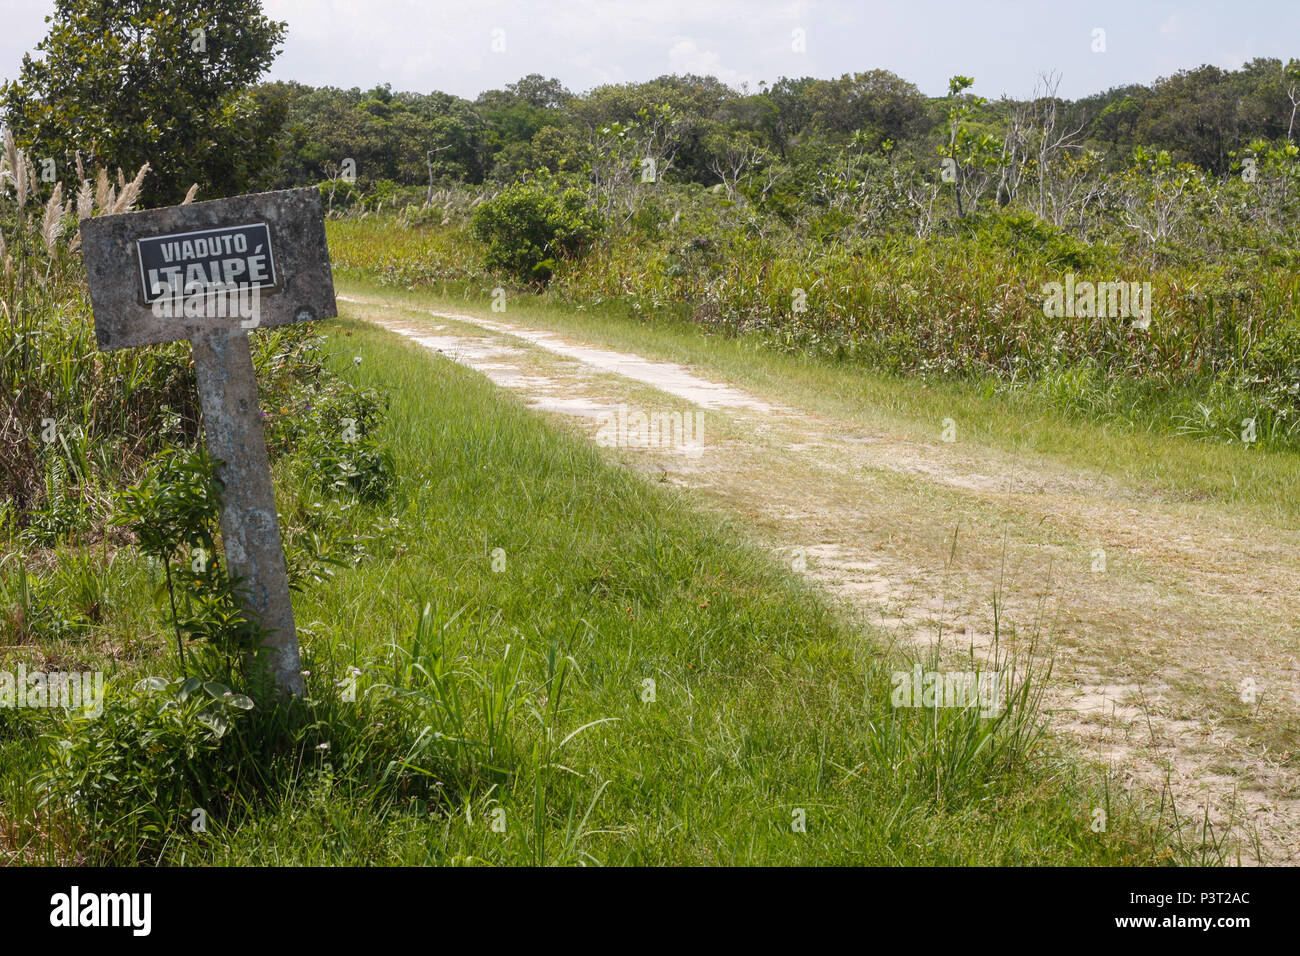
[264,61,1300,193]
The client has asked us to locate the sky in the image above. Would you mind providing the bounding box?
[0,0,1296,102]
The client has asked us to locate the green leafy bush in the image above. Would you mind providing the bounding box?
[470,180,602,285]
[973,208,1098,271]
[293,382,395,503]
[111,446,261,671]
[258,333,396,503]
[35,676,256,860]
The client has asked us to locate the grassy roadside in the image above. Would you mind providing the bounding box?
[332,273,1300,527]
[2,316,1202,865]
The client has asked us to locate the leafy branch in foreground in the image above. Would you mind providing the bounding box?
[112,445,260,675]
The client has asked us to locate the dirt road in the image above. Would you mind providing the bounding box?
[340,290,1300,864]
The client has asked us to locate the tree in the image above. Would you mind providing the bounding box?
[505,74,572,111]
[2,0,287,206]
[704,127,772,201]
[940,76,1002,218]
[1286,60,1300,142]
[804,70,928,147]
[763,76,818,155]
[1133,65,1243,175]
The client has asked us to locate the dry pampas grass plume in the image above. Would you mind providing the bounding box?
[41,182,64,257]
[110,163,150,214]
[75,178,94,221]
[94,168,112,212]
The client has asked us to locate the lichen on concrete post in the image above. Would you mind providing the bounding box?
[190,325,305,698]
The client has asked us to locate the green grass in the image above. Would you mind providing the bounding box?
[0,317,1206,865]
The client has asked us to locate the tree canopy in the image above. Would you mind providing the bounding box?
[1,0,287,205]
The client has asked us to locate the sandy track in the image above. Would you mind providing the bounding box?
[340,291,1300,864]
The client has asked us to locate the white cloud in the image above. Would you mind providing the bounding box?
[1219,51,1248,71]
[666,37,754,90]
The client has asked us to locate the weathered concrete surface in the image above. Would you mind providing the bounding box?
[81,188,336,350]
[191,327,304,697]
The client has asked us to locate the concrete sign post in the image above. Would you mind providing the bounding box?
[81,188,337,698]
